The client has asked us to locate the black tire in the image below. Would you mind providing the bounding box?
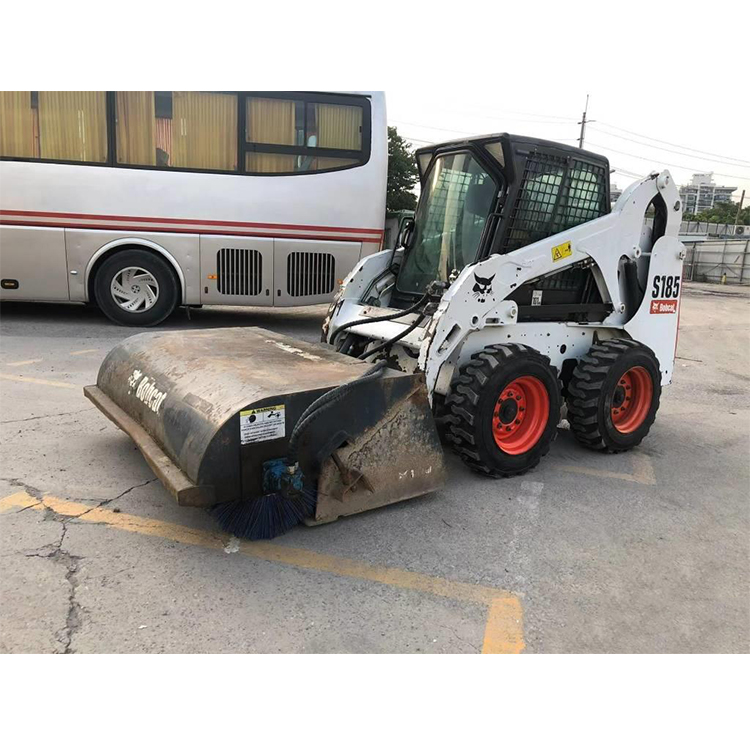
[94,249,179,326]
[567,338,661,452]
[444,344,561,477]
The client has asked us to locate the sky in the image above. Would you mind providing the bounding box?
[387,88,750,203]
[5,0,748,205]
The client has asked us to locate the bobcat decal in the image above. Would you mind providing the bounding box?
[472,273,495,303]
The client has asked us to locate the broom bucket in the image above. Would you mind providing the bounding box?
[84,327,445,521]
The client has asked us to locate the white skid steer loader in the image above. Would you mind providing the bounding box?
[322,134,685,476]
[86,133,685,539]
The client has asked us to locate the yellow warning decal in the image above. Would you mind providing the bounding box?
[551,241,572,262]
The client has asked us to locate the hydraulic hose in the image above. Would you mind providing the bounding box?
[358,313,426,361]
[331,290,430,350]
[286,361,387,467]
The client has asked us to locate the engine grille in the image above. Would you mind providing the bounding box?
[286,252,335,297]
[216,248,263,296]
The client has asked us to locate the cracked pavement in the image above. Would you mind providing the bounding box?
[1,287,748,653]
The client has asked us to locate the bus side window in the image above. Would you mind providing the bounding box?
[245,94,366,175]
[115,91,238,172]
[0,91,107,163]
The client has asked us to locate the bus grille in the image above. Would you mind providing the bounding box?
[216,248,263,296]
[287,252,336,297]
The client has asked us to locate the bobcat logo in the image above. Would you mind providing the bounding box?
[472,273,495,303]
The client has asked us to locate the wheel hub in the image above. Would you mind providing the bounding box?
[612,385,626,408]
[497,397,519,424]
[492,376,549,455]
[610,366,653,434]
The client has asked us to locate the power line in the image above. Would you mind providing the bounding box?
[398,102,578,124]
[401,134,434,145]
[589,125,750,168]
[391,120,476,136]
[400,130,750,184]
[586,141,750,182]
[400,132,580,147]
[391,115,575,136]
[597,120,750,167]
[464,107,577,123]
[612,165,644,179]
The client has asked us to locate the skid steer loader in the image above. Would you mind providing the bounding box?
[85,133,685,539]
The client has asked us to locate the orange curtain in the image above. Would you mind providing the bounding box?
[155,118,172,166]
[0,91,35,157]
[116,91,156,165]
[316,103,361,151]
[38,91,107,162]
[313,156,358,170]
[246,152,296,173]
[247,97,296,145]
[246,97,296,172]
[171,92,237,171]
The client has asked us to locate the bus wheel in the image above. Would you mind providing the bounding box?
[94,249,180,326]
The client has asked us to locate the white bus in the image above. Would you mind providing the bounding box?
[0,91,386,325]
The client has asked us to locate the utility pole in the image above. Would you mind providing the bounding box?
[734,189,746,227]
[578,94,595,149]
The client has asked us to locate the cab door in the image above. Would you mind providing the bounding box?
[199,235,274,306]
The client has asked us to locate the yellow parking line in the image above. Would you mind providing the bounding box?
[0,491,41,512]
[482,597,525,654]
[0,491,524,653]
[70,349,99,356]
[0,373,77,389]
[7,359,44,367]
[552,452,656,485]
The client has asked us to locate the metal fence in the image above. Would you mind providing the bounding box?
[644,218,748,237]
[683,239,750,285]
[680,221,747,238]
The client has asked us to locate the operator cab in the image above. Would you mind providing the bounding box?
[393,134,612,322]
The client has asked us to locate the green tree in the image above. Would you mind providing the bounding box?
[387,126,419,213]
[685,200,750,225]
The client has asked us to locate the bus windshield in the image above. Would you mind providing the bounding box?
[397,152,496,294]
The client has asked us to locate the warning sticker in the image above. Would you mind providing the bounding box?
[551,241,572,263]
[240,404,285,444]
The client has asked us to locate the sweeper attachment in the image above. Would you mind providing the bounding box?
[85,133,686,539]
[84,328,445,538]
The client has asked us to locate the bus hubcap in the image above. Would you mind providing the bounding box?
[111,267,160,313]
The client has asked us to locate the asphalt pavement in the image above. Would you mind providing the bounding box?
[1,283,748,653]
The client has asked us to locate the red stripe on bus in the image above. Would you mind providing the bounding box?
[0,218,380,244]
[0,209,384,236]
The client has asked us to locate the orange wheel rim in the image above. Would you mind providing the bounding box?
[610,366,653,434]
[492,376,550,455]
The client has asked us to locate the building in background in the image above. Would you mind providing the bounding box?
[610,183,622,205]
[679,173,737,215]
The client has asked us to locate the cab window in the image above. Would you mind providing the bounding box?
[398,152,496,294]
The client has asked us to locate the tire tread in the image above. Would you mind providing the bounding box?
[445,343,560,477]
